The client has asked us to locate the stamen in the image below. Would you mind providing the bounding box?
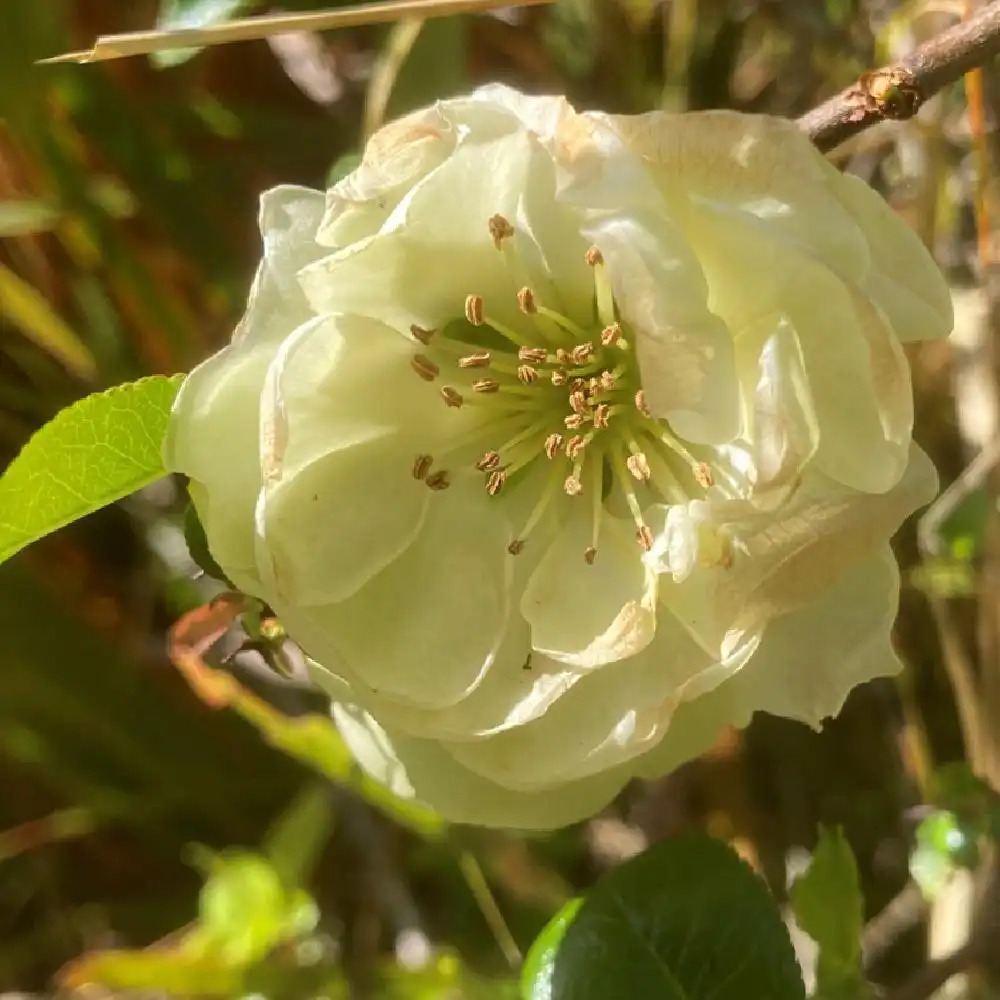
[440,386,464,408]
[634,389,650,417]
[459,352,491,369]
[465,294,485,326]
[518,346,548,364]
[601,323,623,347]
[517,287,537,314]
[473,379,501,394]
[584,547,597,565]
[569,391,590,415]
[564,413,585,430]
[555,348,570,364]
[599,370,617,391]
[551,370,568,387]
[543,433,563,458]
[564,475,583,496]
[570,378,587,393]
[476,451,501,471]
[412,454,433,480]
[426,470,450,491]
[488,214,515,250]
[593,404,611,428]
[695,463,715,489]
[518,365,538,384]
[570,342,594,364]
[636,525,654,550]
[565,434,587,460]
[486,469,507,495]
[507,539,526,555]
[410,324,436,345]
[587,246,616,327]
[411,354,439,381]
[627,451,651,481]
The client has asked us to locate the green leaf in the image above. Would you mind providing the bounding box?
[263,782,335,891]
[520,898,582,999]
[911,810,980,899]
[790,828,870,999]
[153,0,262,66]
[521,835,804,1000]
[0,375,183,565]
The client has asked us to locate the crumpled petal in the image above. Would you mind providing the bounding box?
[442,607,717,791]
[164,186,326,592]
[633,545,902,780]
[333,701,630,829]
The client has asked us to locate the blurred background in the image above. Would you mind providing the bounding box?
[1,0,998,996]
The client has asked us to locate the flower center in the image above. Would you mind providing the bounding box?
[407,214,714,563]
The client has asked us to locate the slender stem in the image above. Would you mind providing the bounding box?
[800,0,1000,152]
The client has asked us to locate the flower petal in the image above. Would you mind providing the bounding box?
[163,186,326,592]
[832,171,953,343]
[586,212,740,444]
[684,199,912,493]
[443,608,716,791]
[633,544,903,782]
[333,701,629,829]
[521,510,658,668]
[275,484,513,709]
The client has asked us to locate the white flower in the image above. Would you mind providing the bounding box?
[164,86,951,829]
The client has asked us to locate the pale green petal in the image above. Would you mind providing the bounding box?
[306,618,577,741]
[274,485,513,709]
[586,211,740,444]
[686,200,911,493]
[333,702,628,829]
[443,608,714,791]
[301,130,564,335]
[634,545,903,781]
[257,431,430,606]
[164,186,326,591]
[832,171,953,343]
[740,316,819,495]
[521,510,657,668]
[655,444,937,655]
[605,110,871,282]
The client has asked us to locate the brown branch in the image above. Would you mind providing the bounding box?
[800,0,1000,152]
[884,938,984,1000]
